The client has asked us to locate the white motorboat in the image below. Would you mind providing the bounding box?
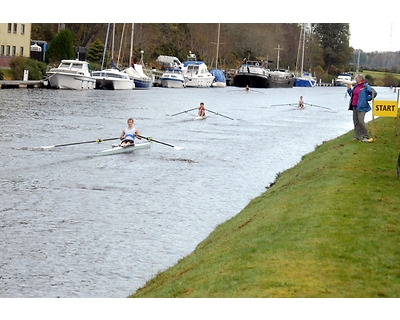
[160,67,186,88]
[335,73,354,86]
[96,141,151,156]
[181,52,214,88]
[92,69,134,90]
[46,59,96,90]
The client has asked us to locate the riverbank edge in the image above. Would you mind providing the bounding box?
[130,115,400,298]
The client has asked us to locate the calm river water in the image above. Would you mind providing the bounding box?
[0,85,393,297]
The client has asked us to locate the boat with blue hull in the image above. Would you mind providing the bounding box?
[294,72,317,87]
[122,64,152,89]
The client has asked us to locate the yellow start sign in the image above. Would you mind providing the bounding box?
[373,100,398,117]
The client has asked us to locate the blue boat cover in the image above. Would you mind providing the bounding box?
[183,61,204,67]
[210,69,226,82]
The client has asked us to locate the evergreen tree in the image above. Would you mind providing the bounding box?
[313,23,353,73]
[87,39,105,67]
[46,29,75,64]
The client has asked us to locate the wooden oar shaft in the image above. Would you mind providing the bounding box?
[206,109,234,120]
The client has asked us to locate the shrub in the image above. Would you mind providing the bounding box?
[0,68,4,80]
[365,74,374,86]
[382,73,398,87]
[9,56,47,80]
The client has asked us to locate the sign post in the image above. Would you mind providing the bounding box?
[372,91,399,143]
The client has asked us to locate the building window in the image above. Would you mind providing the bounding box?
[20,47,24,56]
[6,45,10,56]
[13,23,17,34]
[21,24,25,35]
[12,46,16,56]
[1,45,4,56]
[8,23,12,33]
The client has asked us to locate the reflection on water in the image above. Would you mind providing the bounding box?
[0,86,390,297]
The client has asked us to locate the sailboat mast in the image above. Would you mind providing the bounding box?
[130,23,134,67]
[112,23,115,64]
[301,24,305,75]
[101,23,110,70]
[117,23,125,68]
[216,23,220,69]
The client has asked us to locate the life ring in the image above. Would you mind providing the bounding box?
[255,62,260,66]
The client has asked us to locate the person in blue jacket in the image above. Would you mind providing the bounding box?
[347,74,377,142]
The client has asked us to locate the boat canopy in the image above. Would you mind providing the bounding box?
[183,61,205,67]
[210,69,226,82]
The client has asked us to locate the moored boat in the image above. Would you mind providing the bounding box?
[46,59,96,90]
[160,67,186,88]
[335,73,353,86]
[181,52,214,88]
[92,69,134,90]
[294,72,317,87]
[122,64,152,89]
[96,141,151,156]
[294,24,316,88]
[269,69,295,88]
[233,60,270,88]
[210,69,227,88]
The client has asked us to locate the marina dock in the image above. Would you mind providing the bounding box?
[1,80,45,89]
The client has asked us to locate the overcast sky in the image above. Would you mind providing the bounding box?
[350,23,399,52]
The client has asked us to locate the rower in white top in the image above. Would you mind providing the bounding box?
[120,118,141,147]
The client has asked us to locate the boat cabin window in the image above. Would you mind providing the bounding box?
[71,64,83,69]
[187,65,199,72]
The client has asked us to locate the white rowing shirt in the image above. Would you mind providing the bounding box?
[124,127,136,141]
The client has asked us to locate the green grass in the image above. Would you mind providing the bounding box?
[129,116,400,298]
[362,70,400,81]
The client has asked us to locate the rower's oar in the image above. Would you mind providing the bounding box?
[206,109,234,120]
[41,137,119,149]
[270,103,297,107]
[167,107,198,117]
[138,135,184,150]
[304,102,335,111]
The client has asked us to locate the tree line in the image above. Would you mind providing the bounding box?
[32,23,354,75]
[4,23,395,82]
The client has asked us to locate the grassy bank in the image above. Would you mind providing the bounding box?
[130,115,400,298]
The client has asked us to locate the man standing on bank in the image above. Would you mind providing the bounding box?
[347,74,377,142]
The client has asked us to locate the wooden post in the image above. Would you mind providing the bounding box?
[395,90,399,144]
[372,88,375,141]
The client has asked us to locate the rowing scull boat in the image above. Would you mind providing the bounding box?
[95,141,151,156]
[194,115,209,120]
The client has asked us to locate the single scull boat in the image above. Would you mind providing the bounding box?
[96,142,151,156]
[194,115,209,121]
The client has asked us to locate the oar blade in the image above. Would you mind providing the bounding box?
[174,146,184,150]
